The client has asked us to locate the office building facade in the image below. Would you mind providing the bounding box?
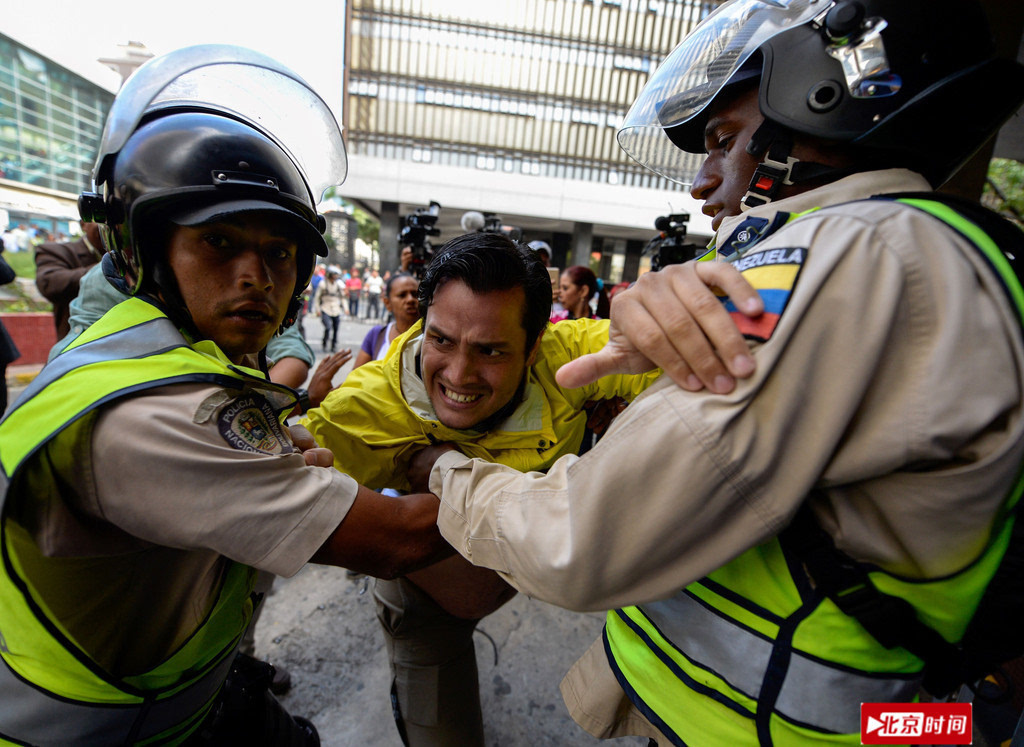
[342,0,718,279]
[0,32,116,239]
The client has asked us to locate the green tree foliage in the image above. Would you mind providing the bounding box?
[984,158,1024,227]
[353,207,379,246]
[322,188,380,247]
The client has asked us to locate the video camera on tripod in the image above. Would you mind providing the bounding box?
[399,201,441,278]
[643,212,706,272]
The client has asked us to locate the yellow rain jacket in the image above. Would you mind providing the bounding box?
[304,318,659,489]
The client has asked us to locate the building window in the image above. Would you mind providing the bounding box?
[0,33,114,195]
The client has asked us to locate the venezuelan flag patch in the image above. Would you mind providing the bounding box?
[721,246,806,342]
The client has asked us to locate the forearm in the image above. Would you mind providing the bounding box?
[312,485,452,578]
[268,356,310,389]
[405,555,516,619]
[430,381,781,612]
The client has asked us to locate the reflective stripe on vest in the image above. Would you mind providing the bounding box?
[0,592,238,746]
[604,552,924,746]
[644,590,920,733]
[0,297,288,745]
[604,198,1024,747]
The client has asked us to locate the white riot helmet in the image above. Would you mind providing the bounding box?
[618,0,1024,196]
[79,44,347,330]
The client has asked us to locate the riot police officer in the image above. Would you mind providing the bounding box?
[0,45,448,746]
[414,1,1024,744]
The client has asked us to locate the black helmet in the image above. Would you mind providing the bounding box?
[618,0,1024,188]
[79,44,347,329]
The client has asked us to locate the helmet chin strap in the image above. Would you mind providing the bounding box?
[740,121,855,211]
[150,260,203,343]
[280,296,303,334]
[740,122,798,211]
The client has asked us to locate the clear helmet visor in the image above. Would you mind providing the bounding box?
[617,0,826,185]
[94,44,346,202]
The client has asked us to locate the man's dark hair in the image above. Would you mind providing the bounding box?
[418,232,552,351]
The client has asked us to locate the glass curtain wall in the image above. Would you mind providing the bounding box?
[0,34,114,195]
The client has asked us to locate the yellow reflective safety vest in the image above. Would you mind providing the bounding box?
[0,297,297,746]
[604,197,1024,746]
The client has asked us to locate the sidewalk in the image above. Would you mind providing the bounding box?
[8,362,42,384]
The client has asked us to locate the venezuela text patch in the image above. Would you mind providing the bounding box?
[218,393,293,454]
[722,246,805,342]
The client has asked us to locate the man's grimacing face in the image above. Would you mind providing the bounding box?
[165,213,298,364]
[420,279,541,431]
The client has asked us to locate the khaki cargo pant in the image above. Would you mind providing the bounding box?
[374,576,485,747]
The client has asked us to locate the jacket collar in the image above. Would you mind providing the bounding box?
[716,169,933,241]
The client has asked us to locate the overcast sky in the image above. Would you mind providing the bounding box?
[4,0,346,117]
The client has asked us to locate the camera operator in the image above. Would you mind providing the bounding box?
[460,210,523,244]
[400,201,441,279]
[643,213,707,272]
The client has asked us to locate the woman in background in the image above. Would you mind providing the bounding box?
[550,265,616,455]
[550,265,609,322]
[352,272,420,368]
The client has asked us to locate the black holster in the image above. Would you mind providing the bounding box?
[187,653,319,746]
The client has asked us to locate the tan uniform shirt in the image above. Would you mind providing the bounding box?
[428,170,1024,740]
[13,381,356,677]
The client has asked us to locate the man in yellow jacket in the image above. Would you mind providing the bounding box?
[303,231,659,746]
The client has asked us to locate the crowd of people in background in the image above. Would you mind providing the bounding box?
[301,256,624,328]
[12,216,627,344]
[2,223,74,253]
[303,262,437,326]
[13,222,624,358]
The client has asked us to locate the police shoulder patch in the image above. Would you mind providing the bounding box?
[217,392,294,455]
[724,246,806,342]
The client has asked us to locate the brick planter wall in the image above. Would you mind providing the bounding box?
[1,313,57,366]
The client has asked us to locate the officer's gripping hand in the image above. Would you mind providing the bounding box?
[289,424,335,468]
[556,261,761,394]
[408,443,459,494]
